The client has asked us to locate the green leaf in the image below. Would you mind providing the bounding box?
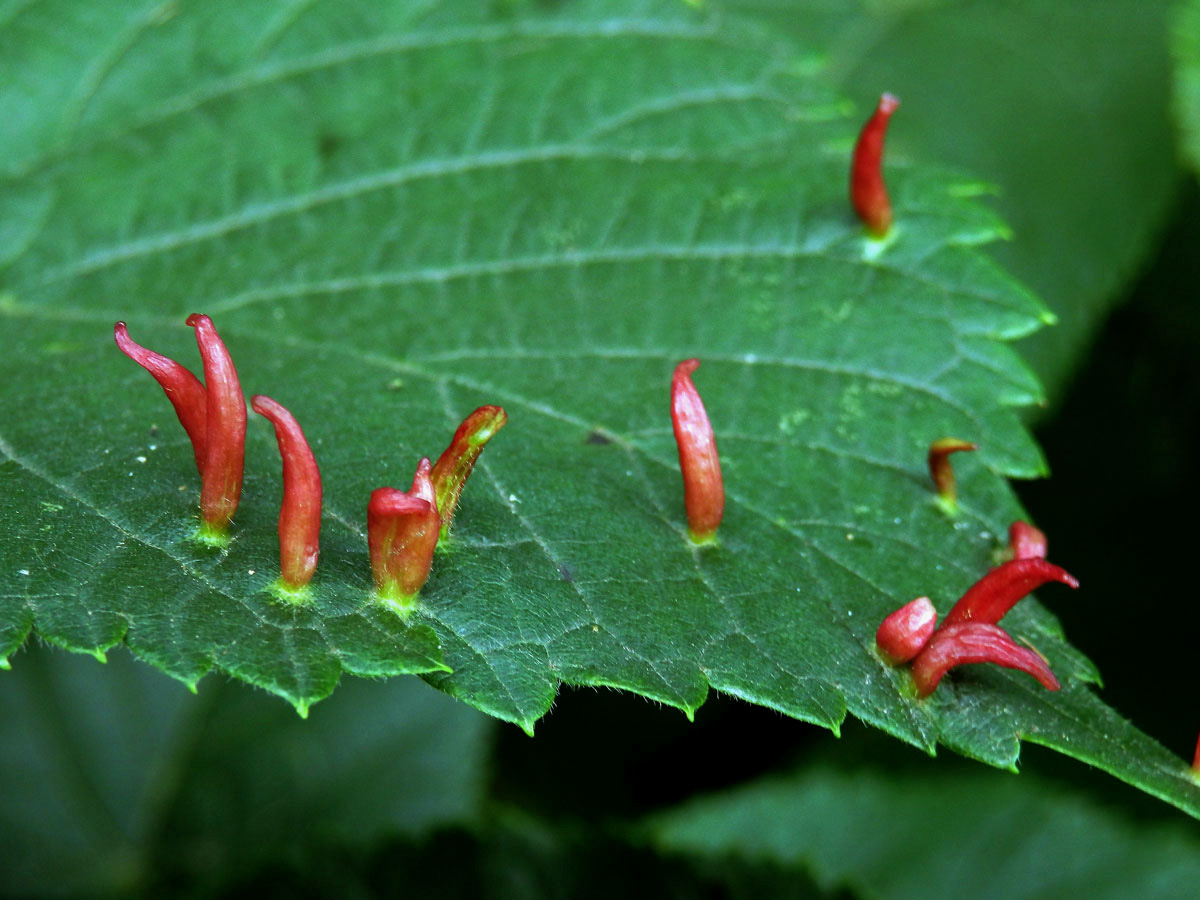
[1,0,1197,816]
[723,0,1183,398]
[1174,0,1200,173]
[0,643,492,896]
[649,764,1200,899]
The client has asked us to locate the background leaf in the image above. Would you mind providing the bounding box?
[2,0,1198,817]
[1174,0,1200,174]
[0,642,492,896]
[648,761,1200,899]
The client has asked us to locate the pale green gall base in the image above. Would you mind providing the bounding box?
[375,587,419,619]
[192,520,232,550]
[269,578,313,606]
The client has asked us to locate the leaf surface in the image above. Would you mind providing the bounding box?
[725,0,1183,397]
[1,0,1198,816]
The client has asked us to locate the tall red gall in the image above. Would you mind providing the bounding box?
[1008,520,1048,560]
[186,314,246,540]
[927,437,977,513]
[942,557,1078,628]
[368,458,440,615]
[911,622,1060,698]
[671,359,724,545]
[850,93,900,238]
[1193,731,1200,775]
[875,596,937,665]
[430,405,508,541]
[114,315,246,542]
[251,395,321,596]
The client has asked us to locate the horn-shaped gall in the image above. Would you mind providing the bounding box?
[430,405,508,541]
[251,395,321,597]
[875,596,937,665]
[850,93,900,237]
[671,359,724,545]
[928,437,977,513]
[368,458,440,615]
[942,557,1078,628]
[911,622,1059,697]
[115,315,246,543]
[114,322,208,472]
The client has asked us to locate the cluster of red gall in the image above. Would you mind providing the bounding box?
[875,442,1080,696]
[115,316,507,613]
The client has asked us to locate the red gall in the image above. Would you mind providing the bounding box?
[850,93,900,237]
[251,395,321,596]
[671,359,724,544]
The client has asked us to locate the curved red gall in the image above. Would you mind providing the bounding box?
[430,405,508,540]
[671,359,724,544]
[113,322,208,472]
[942,557,1079,628]
[850,93,900,237]
[912,622,1060,698]
[252,395,321,591]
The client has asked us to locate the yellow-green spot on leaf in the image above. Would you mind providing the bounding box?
[778,409,811,434]
[41,341,83,355]
[948,180,999,198]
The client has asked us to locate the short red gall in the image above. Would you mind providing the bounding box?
[875,596,937,665]
[251,395,321,594]
[927,437,977,512]
[368,457,440,614]
[850,93,900,237]
[1008,520,1048,561]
